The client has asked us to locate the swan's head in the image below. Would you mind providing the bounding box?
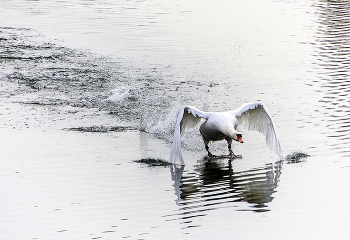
[233,132,244,143]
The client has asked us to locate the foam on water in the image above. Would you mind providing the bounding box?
[105,87,140,104]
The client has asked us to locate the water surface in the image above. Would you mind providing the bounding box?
[1,0,350,239]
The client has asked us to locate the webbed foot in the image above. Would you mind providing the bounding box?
[208,152,218,158]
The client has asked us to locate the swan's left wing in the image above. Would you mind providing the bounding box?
[233,102,283,159]
[170,105,209,165]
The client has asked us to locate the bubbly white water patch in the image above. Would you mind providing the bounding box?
[105,87,139,104]
[142,101,206,153]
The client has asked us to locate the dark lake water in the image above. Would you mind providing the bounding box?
[1,0,350,239]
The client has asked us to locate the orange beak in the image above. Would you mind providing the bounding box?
[238,136,244,143]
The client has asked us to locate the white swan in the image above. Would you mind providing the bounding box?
[170,102,282,165]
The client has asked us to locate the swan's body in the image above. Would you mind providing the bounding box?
[170,102,282,165]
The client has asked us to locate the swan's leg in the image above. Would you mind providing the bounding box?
[226,138,236,157]
[204,142,216,158]
[228,143,233,156]
[228,144,237,157]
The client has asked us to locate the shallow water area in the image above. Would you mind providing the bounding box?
[1,0,350,239]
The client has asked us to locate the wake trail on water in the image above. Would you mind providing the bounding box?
[0,27,229,154]
[0,25,225,157]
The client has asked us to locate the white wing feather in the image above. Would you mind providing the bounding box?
[170,106,208,165]
[233,102,283,159]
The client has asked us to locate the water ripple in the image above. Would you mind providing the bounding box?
[313,0,350,154]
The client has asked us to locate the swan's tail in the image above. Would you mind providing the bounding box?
[169,107,185,165]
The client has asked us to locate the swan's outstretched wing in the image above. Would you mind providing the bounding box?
[170,105,209,165]
[233,102,283,159]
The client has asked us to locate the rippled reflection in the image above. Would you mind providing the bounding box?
[314,0,350,154]
[169,158,282,226]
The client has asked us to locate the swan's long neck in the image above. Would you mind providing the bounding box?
[226,115,239,139]
[226,125,238,139]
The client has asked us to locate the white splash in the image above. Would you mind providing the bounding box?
[105,87,138,103]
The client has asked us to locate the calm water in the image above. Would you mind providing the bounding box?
[1,0,350,239]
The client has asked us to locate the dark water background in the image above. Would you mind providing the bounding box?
[1,0,350,239]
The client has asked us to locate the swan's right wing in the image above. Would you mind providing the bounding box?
[170,105,209,165]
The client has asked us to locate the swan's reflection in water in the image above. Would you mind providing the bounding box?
[170,158,282,222]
